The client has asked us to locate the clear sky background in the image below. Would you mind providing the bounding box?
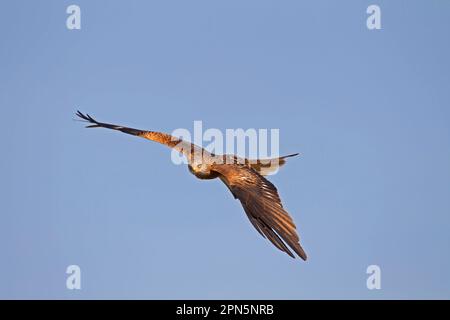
[1,0,449,299]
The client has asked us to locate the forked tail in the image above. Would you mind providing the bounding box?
[250,153,299,176]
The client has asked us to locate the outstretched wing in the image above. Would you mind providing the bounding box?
[76,111,200,161]
[211,164,307,260]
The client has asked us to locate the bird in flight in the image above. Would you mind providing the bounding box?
[76,111,307,260]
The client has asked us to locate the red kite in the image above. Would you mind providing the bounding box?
[76,111,307,260]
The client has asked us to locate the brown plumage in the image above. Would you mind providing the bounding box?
[76,111,307,260]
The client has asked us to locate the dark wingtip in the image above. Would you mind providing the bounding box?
[76,110,88,121]
[297,247,308,261]
[76,111,99,127]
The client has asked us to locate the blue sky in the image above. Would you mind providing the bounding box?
[1,0,450,299]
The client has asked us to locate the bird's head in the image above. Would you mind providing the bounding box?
[188,163,215,179]
[194,163,209,173]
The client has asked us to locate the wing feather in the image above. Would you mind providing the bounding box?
[76,111,199,162]
[212,164,307,260]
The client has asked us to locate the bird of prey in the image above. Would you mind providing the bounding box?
[76,111,307,260]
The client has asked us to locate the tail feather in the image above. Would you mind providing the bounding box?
[250,153,300,176]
